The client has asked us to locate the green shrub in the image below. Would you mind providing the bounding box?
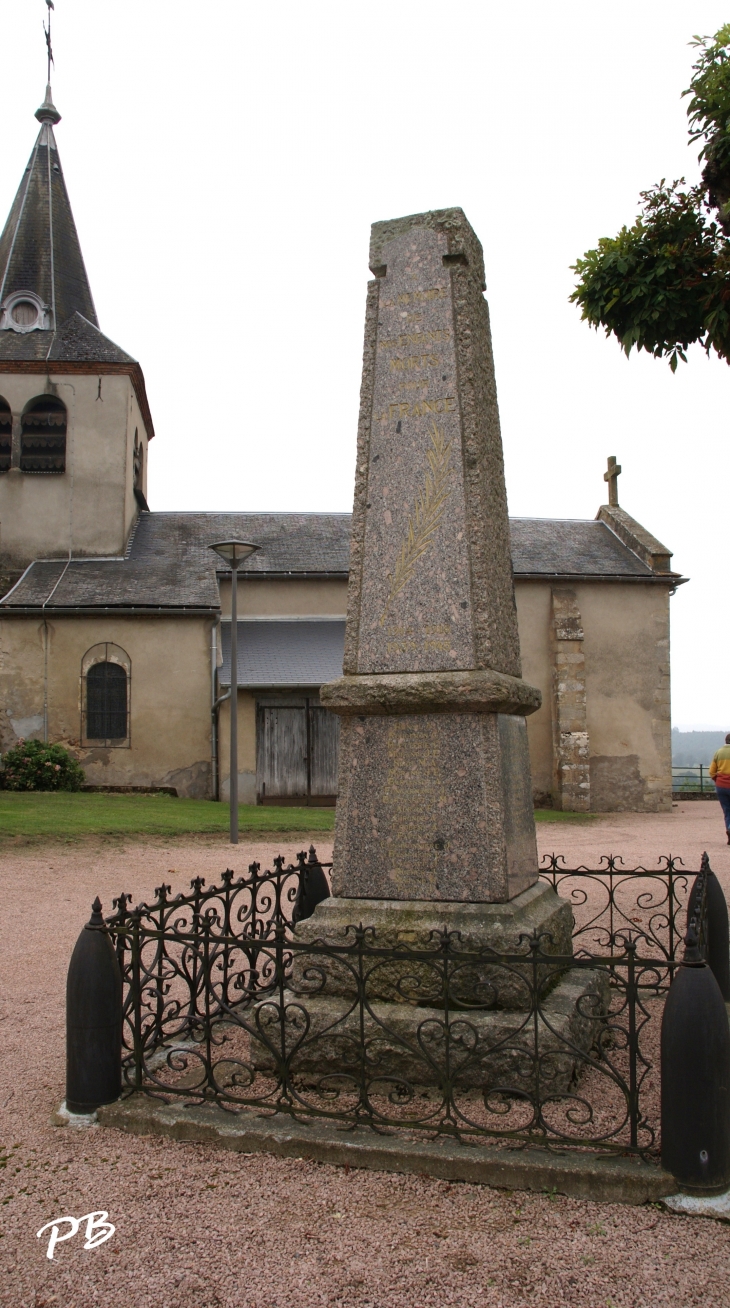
[0,739,85,792]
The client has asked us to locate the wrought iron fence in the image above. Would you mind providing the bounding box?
[104,849,710,1159]
[539,853,691,962]
[672,764,716,794]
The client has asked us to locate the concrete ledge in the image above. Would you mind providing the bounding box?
[663,1189,730,1221]
[51,1099,98,1128]
[98,1093,672,1205]
[321,669,541,717]
[80,785,178,796]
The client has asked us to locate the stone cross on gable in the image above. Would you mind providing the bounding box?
[604,455,621,507]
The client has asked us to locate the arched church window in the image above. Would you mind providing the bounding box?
[20,395,67,474]
[81,643,131,747]
[0,398,11,473]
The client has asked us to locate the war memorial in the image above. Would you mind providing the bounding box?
[287,209,597,1082]
[3,9,730,1300]
[65,208,730,1208]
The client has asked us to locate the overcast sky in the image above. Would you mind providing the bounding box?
[1,1,728,729]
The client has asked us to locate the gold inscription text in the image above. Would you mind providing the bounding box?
[379,329,451,352]
[389,353,440,372]
[379,396,457,421]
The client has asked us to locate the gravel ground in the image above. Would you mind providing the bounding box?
[1,803,729,1308]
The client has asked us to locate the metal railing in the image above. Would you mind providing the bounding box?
[98,849,717,1160]
[672,764,716,793]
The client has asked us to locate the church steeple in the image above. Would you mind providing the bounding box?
[0,83,99,351]
[0,20,154,583]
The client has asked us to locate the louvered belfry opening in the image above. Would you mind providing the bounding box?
[0,398,10,472]
[20,395,67,473]
[86,662,128,741]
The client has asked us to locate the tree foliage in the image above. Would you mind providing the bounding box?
[571,25,730,368]
[685,25,730,167]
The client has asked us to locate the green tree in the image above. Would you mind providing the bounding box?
[571,25,730,370]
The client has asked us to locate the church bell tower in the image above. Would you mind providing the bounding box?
[0,79,154,595]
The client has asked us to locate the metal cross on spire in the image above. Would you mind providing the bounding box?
[44,0,55,83]
[604,455,621,507]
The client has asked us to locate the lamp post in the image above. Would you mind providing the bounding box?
[209,540,260,843]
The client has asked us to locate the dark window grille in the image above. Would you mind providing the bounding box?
[86,662,128,740]
[20,395,67,474]
[0,398,11,473]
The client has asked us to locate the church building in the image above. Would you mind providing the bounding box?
[0,87,684,812]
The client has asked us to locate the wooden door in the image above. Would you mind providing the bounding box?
[256,698,340,805]
[309,706,340,798]
[256,705,307,801]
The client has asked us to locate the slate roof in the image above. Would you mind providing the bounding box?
[0,511,668,613]
[0,89,134,365]
[509,517,652,577]
[1,512,353,611]
[220,621,347,687]
[0,312,134,364]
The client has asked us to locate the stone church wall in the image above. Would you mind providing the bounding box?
[515,579,672,813]
[0,576,672,812]
[579,582,671,813]
[0,613,213,797]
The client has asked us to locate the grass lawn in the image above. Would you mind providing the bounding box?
[0,791,336,842]
[533,808,595,824]
[0,791,594,842]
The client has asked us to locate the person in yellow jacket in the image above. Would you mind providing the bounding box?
[709,734,730,845]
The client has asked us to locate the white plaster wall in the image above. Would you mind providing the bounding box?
[218,576,348,619]
[577,582,671,811]
[0,372,150,571]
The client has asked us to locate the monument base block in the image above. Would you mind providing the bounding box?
[255,968,608,1091]
[272,884,609,1088]
[275,884,603,1093]
[292,881,572,1008]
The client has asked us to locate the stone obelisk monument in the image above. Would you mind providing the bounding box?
[321,207,543,909]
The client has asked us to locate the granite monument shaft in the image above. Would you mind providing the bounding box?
[322,208,542,903]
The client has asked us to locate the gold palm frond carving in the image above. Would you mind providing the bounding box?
[380,421,453,625]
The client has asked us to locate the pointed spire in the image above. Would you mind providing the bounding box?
[0,86,99,351]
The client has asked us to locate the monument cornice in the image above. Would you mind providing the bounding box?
[321,669,542,717]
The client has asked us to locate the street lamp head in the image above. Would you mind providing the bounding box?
[209,540,260,568]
